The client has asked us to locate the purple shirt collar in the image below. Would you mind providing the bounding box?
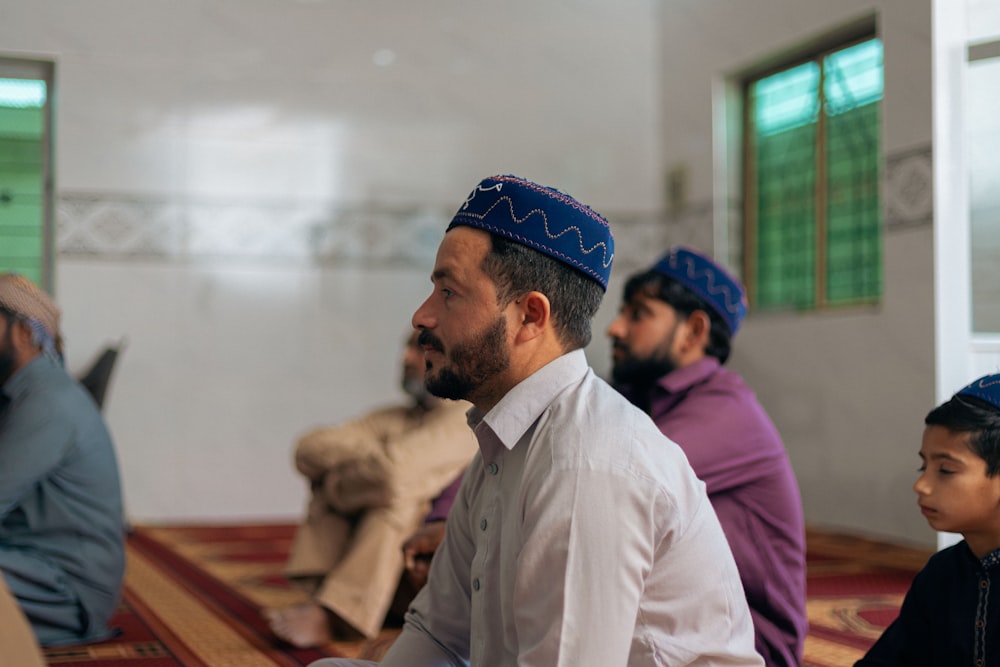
[657,356,722,395]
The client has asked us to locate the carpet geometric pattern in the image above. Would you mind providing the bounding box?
[43,525,398,667]
[801,530,931,667]
[40,524,932,667]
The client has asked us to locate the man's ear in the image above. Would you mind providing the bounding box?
[681,310,712,352]
[7,318,40,361]
[513,291,551,343]
[10,319,34,347]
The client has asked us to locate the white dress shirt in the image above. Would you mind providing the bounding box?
[312,349,763,667]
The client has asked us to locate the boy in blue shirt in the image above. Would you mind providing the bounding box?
[856,373,1000,666]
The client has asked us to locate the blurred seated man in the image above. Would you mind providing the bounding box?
[0,274,126,647]
[265,330,477,647]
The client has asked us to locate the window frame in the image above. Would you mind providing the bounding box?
[0,57,55,293]
[742,28,882,312]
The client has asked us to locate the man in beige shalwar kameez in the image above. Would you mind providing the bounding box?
[265,331,476,647]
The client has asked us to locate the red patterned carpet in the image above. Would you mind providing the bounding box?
[43,525,399,667]
[801,531,931,666]
[40,524,932,667]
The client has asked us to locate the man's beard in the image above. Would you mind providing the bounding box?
[402,376,432,407]
[610,347,676,415]
[418,317,510,402]
[610,321,681,389]
[0,326,16,384]
[610,349,677,388]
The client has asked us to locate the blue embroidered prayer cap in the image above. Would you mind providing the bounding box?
[649,246,748,336]
[957,373,1000,412]
[446,174,614,290]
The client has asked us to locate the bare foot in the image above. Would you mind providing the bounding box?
[263,603,336,648]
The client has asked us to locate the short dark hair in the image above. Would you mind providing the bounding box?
[480,234,603,351]
[622,269,733,364]
[925,394,1000,476]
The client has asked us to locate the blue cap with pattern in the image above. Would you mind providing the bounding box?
[957,373,1000,412]
[650,246,748,336]
[446,174,614,290]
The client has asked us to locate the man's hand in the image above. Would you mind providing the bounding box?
[402,520,447,590]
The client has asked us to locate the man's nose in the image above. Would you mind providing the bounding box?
[607,314,626,339]
[412,296,435,331]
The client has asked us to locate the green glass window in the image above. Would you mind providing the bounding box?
[0,75,49,288]
[746,38,883,310]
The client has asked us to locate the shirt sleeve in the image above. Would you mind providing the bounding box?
[0,390,75,519]
[511,464,660,666]
[377,455,478,667]
[373,617,470,667]
[854,566,932,667]
[293,407,400,481]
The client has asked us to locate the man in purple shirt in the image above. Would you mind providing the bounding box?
[607,246,807,667]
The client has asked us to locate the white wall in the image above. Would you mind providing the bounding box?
[653,0,938,547]
[3,1,980,547]
[1,0,662,522]
[671,0,997,548]
[58,260,434,521]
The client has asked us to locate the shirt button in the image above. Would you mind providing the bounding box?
[473,578,481,591]
[487,462,499,475]
[480,518,488,531]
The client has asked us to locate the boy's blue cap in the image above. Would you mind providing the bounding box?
[446,174,614,290]
[650,246,748,336]
[958,373,1000,411]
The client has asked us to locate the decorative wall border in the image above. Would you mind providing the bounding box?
[884,144,933,231]
[57,195,453,267]
[56,144,933,266]
[56,192,668,269]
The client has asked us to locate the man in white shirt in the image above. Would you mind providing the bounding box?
[310,174,763,667]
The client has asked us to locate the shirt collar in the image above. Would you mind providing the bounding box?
[980,546,1000,570]
[467,348,590,451]
[657,356,721,394]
